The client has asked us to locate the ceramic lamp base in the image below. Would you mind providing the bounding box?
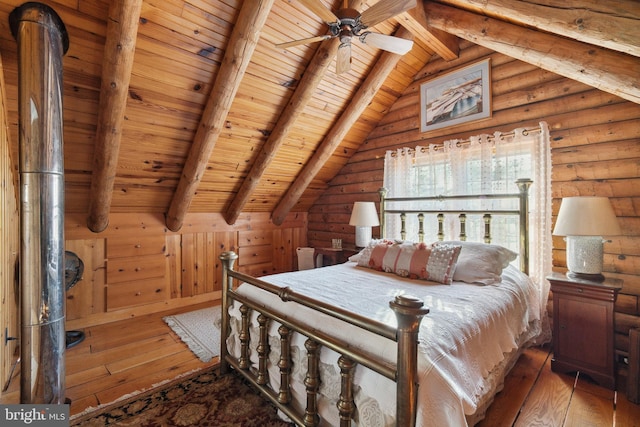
[355,226,372,248]
[565,235,605,281]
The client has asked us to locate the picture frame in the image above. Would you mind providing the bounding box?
[420,58,492,132]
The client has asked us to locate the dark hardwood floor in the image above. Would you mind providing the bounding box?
[2,303,639,426]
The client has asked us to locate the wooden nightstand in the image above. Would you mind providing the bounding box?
[548,272,623,390]
[314,247,359,267]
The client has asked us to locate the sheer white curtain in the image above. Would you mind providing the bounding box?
[383,122,552,343]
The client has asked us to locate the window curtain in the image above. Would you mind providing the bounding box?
[383,122,552,343]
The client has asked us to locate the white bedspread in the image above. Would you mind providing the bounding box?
[227,262,541,426]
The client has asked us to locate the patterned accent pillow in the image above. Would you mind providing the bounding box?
[362,241,461,284]
[356,239,395,267]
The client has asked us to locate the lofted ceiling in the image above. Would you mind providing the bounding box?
[0,0,638,233]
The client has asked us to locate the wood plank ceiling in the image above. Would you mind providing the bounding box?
[0,0,638,232]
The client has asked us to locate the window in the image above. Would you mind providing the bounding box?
[384,123,553,343]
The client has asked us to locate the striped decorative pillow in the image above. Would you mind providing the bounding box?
[363,241,461,284]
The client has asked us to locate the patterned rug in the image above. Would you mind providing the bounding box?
[71,368,294,426]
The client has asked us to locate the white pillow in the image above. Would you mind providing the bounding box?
[435,241,518,285]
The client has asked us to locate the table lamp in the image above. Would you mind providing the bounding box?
[552,196,621,281]
[349,201,379,248]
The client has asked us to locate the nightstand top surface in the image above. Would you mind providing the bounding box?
[546,271,623,290]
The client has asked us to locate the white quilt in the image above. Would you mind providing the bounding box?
[227,262,541,426]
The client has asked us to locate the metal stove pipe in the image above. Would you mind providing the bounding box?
[9,2,69,404]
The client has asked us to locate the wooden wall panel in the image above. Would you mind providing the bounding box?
[106,254,167,284]
[65,239,106,319]
[166,234,182,299]
[106,277,169,311]
[106,235,166,258]
[0,56,19,396]
[64,212,305,329]
[180,231,236,297]
[308,42,640,378]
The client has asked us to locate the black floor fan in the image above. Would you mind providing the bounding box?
[65,251,85,349]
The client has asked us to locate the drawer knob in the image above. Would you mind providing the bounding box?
[577,288,583,293]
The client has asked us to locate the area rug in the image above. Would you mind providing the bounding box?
[71,368,294,426]
[163,306,221,362]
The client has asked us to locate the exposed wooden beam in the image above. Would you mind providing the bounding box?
[435,0,640,57]
[398,3,459,60]
[224,38,340,225]
[224,0,367,225]
[87,0,142,233]
[165,0,275,232]
[425,2,640,104]
[271,27,414,225]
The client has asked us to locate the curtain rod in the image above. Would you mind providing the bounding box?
[390,125,542,156]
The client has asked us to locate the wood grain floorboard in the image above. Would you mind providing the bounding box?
[2,302,640,426]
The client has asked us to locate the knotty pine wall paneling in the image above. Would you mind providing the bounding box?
[106,234,168,311]
[308,42,640,382]
[0,55,19,396]
[64,212,307,330]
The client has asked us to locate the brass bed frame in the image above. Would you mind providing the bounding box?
[219,179,532,426]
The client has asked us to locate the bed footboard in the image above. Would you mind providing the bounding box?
[220,251,429,426]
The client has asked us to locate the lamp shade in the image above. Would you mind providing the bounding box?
[349,202,380,227]
[553,197,620,236]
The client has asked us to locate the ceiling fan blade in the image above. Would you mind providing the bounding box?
[298,0,339,24]
[359,0,416,28]
[336,41,351,74]
[276,35,333,49]
[358,32,413,55]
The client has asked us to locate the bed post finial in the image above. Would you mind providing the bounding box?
[379,187,387,239]
[391,295,429,427]
[219,251,238,373]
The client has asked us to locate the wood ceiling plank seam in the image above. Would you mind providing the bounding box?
[266,8,327,40]
[234,74,296,99]
[132,44,220,82]
[123,93,204,121]
[117,104,200,130]
[127,74,212,106]
[134,28,225,65]
[246,47,310,76]
[119,120,196,141]
[139,7,231,46]
[182,0,238,26]
[122,87,207,116]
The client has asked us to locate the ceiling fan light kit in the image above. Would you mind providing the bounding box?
[277,0,416,74]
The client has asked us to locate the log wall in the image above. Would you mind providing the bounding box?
[308,41,640,383]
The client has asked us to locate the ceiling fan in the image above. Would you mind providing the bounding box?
[277,0,416,74]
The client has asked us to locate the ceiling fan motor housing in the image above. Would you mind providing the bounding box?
[333,7,364,42]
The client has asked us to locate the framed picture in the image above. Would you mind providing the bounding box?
[420,58,492,132]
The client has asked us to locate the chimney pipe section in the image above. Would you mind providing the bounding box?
[9,2,69,404]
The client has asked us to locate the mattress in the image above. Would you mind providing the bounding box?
[226,261,541,426]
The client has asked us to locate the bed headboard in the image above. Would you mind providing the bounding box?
[379,179,532,274]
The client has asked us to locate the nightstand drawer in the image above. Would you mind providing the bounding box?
[551,281,618,301]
